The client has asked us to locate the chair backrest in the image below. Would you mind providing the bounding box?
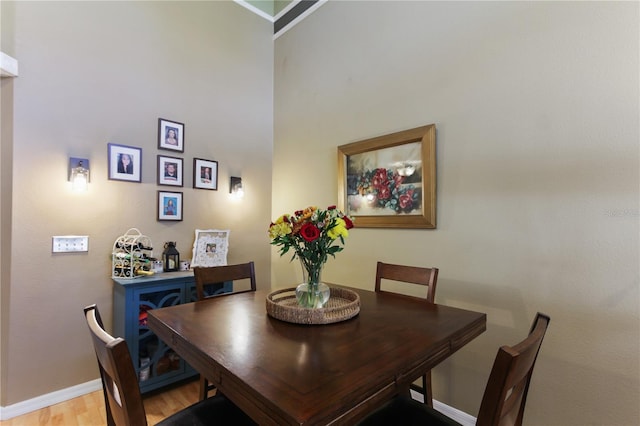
[375,261,439,303]
[194,261,257,301]
[476,312,551,426]
[84,304,148,426]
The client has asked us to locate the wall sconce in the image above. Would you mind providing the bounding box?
[69,157,90,192]
[230,176,244,198]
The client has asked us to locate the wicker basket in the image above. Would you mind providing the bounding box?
[266,286,360,325]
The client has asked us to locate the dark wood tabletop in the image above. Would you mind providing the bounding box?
[147,286,486,425]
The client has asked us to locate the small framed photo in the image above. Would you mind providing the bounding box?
[158,118,184,152]
[191,229,230,267]
[158,191,183,221]
[193,158,218,190]
[108,143,142,182]
[157,155,183,187]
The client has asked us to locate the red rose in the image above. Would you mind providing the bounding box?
[374,168,387,180]
[343,217,354,229]
[300,223,320,242]
[378,186,391,200]
[399,193,413,210]
[328,205,336,210]
[371,168,388,189]
[373,179,388,189]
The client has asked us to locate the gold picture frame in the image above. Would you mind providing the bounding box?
[337,124,436,229]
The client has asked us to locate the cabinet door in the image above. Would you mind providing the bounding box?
[135,283,185,388]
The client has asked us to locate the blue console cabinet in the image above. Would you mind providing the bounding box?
[112,271,232,393]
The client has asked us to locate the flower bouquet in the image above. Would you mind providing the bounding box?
[269,205,354,308]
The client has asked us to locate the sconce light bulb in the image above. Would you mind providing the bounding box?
[232,183,244,199]
[230,176,244,198]
[72,174,88,191]
[70,159,89,192]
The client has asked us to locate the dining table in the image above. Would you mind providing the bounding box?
[147,285,486,425]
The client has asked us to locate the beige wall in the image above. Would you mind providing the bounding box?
[1,1,273,405]
[274,2,639,425]
[1,69,15,409]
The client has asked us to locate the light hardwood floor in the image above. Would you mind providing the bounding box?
[0,378,201,426]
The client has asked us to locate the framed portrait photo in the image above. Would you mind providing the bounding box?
[193,158,218,190]
[158,118,184,152]
[108,143,142,182]
[158,191,183,221]
[191,229,230,267]
[337,124,436,229]
[157,155,183,187]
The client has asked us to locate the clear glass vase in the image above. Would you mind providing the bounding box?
[295,259,330,308]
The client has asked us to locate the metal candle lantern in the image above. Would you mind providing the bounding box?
[163,241,180,272]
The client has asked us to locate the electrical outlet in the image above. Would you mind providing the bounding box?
[52,235,89,253]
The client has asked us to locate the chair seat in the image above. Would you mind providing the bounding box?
[157,394,256,426]
[356,396,461,426]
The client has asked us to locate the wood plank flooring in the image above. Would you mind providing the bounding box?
[0,379,200,426]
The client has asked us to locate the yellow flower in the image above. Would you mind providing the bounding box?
[327,218,349,240]
[275,214,290,224]
[300,206,317,220]
[269,221,292,239]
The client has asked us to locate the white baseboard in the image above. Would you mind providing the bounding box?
[0,379,102,420]
[433,399,477,426]
[410,389,476,426]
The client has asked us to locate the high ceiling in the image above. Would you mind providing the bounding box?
[236,0,325,37]
[245,0,295,17]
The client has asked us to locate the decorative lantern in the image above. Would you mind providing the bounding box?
[163,241,180,272]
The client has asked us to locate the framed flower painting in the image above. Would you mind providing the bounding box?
[337,124,436,229]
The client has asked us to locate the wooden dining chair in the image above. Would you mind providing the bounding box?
[83,304,256,426]
[194,261,257,302]
[193,261,257,400]
[375,261,439,406]
[357,312,551,426]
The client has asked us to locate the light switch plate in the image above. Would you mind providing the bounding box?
[52,235,89,253]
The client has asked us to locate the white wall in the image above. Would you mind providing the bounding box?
[274,2,639,425]
[1,0,273,406]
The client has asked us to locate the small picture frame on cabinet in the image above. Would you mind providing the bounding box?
[191,229,229,267]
